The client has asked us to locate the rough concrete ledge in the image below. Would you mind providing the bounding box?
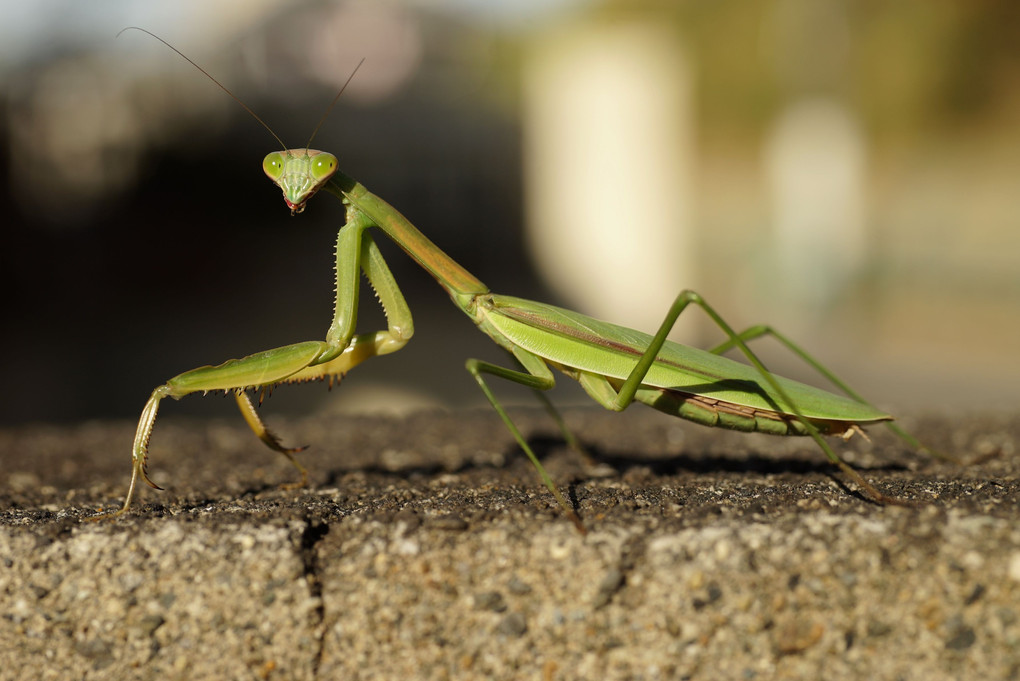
[1,408,1018,680]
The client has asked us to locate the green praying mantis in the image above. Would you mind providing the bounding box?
[113,29,946,528]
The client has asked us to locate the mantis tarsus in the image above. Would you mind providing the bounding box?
[114,29,945,529]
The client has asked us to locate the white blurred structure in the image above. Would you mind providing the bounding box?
[764,98,867,331]
[522,20,696,337]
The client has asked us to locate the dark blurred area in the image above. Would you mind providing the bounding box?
[2,0,1018,427]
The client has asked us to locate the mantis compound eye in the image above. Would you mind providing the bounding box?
[262,152,285,182]
[310,153,339,182]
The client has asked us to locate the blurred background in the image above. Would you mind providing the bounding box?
[2,0,1018,427]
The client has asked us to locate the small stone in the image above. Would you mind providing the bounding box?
[474,591,506,612]
[495,612,527,637]
[507,576,532,595]
[775,616,824,655]
[945,626,976,651]
[430,515,468,531]
[945,617,976,651]
[74,638,114,668]
[137,614,166,637]
[1008,552,1020,582]
[964,584,985,606]
[593,568,624,609]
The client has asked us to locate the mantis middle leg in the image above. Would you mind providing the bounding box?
[465,348,586,532]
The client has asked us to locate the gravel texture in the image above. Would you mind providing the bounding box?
[1,407,1018,680]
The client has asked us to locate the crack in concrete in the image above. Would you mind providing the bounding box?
[297,517,330,678]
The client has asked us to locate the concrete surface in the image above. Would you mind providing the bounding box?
[1,407,1018,680]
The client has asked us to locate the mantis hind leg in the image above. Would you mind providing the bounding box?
[612,290,901,504]
[465,349,586,532]
[708,325,959,464]
[526,387,597,464]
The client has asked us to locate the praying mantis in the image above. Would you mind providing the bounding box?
[114,29,942,528]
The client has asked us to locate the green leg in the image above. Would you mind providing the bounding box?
[119,331,415,516]
[603,290,900,504]
[235,390,308,487]
[120,340,328,513]
[465,349,586,532]
[527,387,593,460]
[114,222,416,516]
[708,325,958,464]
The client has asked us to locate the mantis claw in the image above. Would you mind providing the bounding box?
[140,459,163,491]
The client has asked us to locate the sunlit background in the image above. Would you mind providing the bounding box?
[2,0,1018,427]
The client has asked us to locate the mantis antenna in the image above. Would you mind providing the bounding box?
[117,26,364,151]
[305,59,365,149]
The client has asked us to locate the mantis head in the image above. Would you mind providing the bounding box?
[116,28,356,216]
[263,149,339,214]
